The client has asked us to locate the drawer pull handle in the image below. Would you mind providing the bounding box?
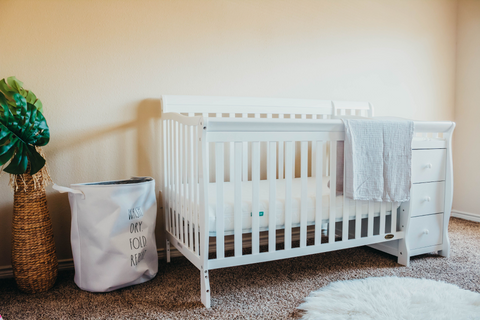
[424,196,431,202]
[426,163,432,169]
[423,229,429,235]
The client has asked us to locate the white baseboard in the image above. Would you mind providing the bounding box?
[0,230,310,280]
[451,210,480,223]
[0,248,179,280]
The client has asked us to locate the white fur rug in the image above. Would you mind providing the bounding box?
[298,277,480,320]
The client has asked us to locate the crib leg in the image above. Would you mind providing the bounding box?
[397,239,410,267]
[201,268,211,308]
[166,239,171,263]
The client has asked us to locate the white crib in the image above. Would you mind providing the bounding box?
[160,95,455,308]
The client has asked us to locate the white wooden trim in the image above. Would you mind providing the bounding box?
[162,95,334,115]
[209,232,404,270]
[451,210,480,223]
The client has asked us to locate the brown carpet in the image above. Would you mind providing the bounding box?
[0,217,479,319]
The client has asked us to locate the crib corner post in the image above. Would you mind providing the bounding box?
[397,201,411,267]
[166,239,171,263]
[201,267,211,308]
[397,239,410,267]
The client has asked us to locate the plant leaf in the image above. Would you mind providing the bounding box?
[4,144,28,174]
[34,99,43,113]
[0,98,50,174]
[0,79,16,99]
[0,77,43,113]
[13,93,27,112]
[0,92,8,113]
[26,145,46,174]
[7,76,24,92]
[0,144,15,166]
[25,90,37,104]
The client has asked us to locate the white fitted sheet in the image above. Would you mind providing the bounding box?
[203,177,398,235]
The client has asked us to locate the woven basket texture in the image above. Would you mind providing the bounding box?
[11,170,58,293]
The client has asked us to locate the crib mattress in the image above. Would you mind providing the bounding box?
[202,177,398,235]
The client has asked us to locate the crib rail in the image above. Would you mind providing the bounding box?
[163,115,454,268]
[199,117,415,270]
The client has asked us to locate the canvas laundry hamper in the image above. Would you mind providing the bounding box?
[53,177,158,292]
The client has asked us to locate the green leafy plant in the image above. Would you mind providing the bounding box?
[0,77,50,175]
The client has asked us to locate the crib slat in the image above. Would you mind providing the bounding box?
[177,122,182,239]
[300,141,308,247]
[391,202,397,233]
[174,121,179,239]
[315,141,323,246]
[311,115,318,177]
[368,201,374,238]
[329,142,337,244]
[164,120,170,234]
[252,141,260,255]
[229,116,235,182]
[380,202,386,236]
[182,124,187,244]
[234,142,243,257]
[284,141,293,250]
[193,126,199,255]
[170,120,175,234]
[216,113,221,118]
[278,141,284,179]
[170,120,175,236]
[182,124,188,243]
[342,141,349,241]
[215,142,225,259]
[355,201,362,239]
[188,125,194,249]
[229,141,234,182]
[323,142,328,176]
[242,114,248,181]
[268,141,277,252]
[292,142,296,178]
[278,114,284,179]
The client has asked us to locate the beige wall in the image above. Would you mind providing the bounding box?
[0,0,457,268]
[452,0,480,215]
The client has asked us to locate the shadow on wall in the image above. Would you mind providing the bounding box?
[0,99,165,268]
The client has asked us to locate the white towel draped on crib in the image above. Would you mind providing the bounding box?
[342,117,414,202]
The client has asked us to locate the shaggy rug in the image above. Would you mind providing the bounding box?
[299,276,480,320]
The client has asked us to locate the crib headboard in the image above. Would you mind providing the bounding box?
[161,95,374,118]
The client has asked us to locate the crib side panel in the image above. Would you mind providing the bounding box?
[204,123,406,270]
[162,116,206,270]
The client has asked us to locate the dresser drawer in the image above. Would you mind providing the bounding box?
[408,213,443,250]
[410,182,445,217]
[411,149,446,183]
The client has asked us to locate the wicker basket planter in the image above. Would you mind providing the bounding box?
[11,170,58,293]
